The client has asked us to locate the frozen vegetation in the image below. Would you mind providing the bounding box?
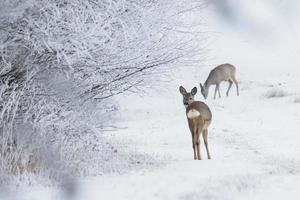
[0,0,205,185]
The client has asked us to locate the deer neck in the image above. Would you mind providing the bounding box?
[204,81,211,90]
[185,100,194,109]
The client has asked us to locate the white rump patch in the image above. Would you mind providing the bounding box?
[187,109,200,119]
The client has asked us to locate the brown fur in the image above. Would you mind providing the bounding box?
[186,101,212,160]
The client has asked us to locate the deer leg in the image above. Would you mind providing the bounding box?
[203,129,211,159]
[217,84,221,98]
[226,80,233,96]
[232,77,239,96]
[196,141,201,160]
[196,129,202,160]
[192,131,197,160]
[192,144,197,160]
[214,85,218,99]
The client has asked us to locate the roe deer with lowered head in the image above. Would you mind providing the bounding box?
[200,63,239,99]
[179,86,212,160]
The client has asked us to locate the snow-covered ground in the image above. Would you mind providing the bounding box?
[75,3,300,199]
[4,1,300,200]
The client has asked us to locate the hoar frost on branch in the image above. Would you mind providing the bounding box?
[0,0,206,183]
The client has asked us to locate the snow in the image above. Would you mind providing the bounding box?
[3,1,300,199]
[74,3,300,198]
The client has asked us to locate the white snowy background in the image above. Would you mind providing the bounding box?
[1,0,300,199]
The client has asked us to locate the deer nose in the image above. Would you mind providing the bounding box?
[184,102,189,106]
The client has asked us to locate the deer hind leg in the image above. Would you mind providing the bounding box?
[203,129,211,159]
[217,84,221,98]
[196,141,201,160]
[196,128,202,160]
[192,144,197,160]
[226,80,233,96]
[232,76,239,96]
[192,131,197,160]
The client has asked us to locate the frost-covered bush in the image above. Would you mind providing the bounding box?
[294,96,300,103]
[264,88,289,98]
[0,0,205,183]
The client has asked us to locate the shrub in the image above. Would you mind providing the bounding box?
[264,88,289,98]
[0,0,206,183]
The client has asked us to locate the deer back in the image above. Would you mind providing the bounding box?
[206,63,236,85]
[186,101,212,131]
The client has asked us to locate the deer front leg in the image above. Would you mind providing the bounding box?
[214,85,218,99]
[217,84,221,98]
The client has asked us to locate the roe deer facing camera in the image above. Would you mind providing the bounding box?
[200,63,239,99]
[179,86,212,160]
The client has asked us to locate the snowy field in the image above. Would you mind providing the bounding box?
[3,1,300,200]
[77,2,300,199]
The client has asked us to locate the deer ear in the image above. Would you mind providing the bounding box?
[179,86,187,95]
[199,83,203,89]
[191,87,197,95]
